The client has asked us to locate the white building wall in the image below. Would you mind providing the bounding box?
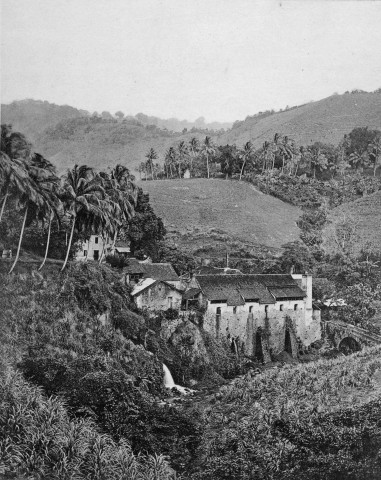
[76,235,110,261]
[203,297,321,357]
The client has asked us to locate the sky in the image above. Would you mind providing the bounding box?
[1,0,381,123]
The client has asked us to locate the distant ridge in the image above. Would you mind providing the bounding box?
[219,92,381,148]
[1,92,381,173]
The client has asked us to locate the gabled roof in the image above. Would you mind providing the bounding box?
[226,290,245,306]
[131,278,156,296]
[123,258,145,274]
[142,263,179,281]
[131,278,183,297]
[195,274,306,304]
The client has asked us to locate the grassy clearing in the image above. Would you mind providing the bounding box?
[143,178,301,251]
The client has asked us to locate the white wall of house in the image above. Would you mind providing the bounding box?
[76,235,110,261]
[134,282,182,311]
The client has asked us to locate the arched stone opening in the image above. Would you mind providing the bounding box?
[255,330,264,363]
[285,329,293,356]
[338,336,361,355]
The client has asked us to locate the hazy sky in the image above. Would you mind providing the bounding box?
[1,0,381,122]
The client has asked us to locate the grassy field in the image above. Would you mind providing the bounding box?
[142,178,301,252]
[323,190,381,255]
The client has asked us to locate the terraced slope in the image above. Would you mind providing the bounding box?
[219,93,381,148]
[142,178,301,251]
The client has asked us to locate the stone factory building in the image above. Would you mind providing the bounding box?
[189,273,321,362]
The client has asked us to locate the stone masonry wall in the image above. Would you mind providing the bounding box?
[203,300,321,359]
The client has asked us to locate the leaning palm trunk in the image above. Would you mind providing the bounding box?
[0,191,9,223]
[61,215,76,271]
[98,233,109,263]
[111,229,118,252]
[239,159,246,181]
[8,207,28,274]
[38,213,52,271]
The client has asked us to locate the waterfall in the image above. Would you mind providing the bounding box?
[162,363,195,395]
[163,364,176,389]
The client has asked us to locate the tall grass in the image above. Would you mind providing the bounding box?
[0,365,176,480]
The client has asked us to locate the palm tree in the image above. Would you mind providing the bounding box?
[60,165,105,271]
[164,147,176,178]
[145,148,158,180]
[7,157,50,274]
[201,136,215,179]
[188,137,199,175]
[0,152,31,223]
[101,165,137,254]
[177,141,188,178]
[368,136,381,176]
[239,141,253,180]
[27,154,61,271]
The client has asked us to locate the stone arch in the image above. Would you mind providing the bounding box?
[285,329,293,356]
[254,330,264,363]
[338,336,361,355]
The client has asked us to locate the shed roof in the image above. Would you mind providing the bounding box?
[195,274,305,304]
[182,288,201,300]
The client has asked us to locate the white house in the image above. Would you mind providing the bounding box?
[76,235,130,261]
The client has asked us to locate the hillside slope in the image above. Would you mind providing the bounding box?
[33,116,207,173]
[3,93,380,174]
[323,189,381,256]
[142,178,301,252]
[1,99,89,141]
[219,92,381,148]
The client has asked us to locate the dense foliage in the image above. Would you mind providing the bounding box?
[190,347,381,479]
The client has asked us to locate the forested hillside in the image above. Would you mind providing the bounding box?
[1,99,89,142]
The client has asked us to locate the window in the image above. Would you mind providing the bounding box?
[265,305,269,313]
[83,250,87,257]
[94,237,99,244]
[233,306,237,314]
[93,250,99,260]
[280,304,284,311]
[294,304,298,311]
[168,297,173,309]
[249,306,253,313]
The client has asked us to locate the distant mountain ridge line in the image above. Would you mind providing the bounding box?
[2,92,381,173]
